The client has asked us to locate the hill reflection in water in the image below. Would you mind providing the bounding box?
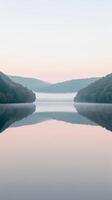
[13,102,95,128]
[75,103,112,132]
[0,102,112,133]
[0,103,35,133]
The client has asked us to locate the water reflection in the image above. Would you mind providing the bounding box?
[75,103,112,132]
[0,103,35,133]
[13,101,95,127]
[13,111,95,128]
[0,102,112,133]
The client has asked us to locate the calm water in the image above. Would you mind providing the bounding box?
[0,93,112,200]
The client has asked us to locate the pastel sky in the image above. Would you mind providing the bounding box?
[0,0,112,82]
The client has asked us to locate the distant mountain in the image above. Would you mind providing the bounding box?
[0,72,35,103]
[39,78,99,93]
[75,74,112,103]
[10,75,99,93]
[10,75,51,92]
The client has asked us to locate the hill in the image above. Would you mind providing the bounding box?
[0,72,35,103]
[39,78,99,93]
[75,74,112,103]
[10,75,51,92]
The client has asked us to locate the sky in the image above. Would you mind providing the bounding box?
[0,0,112,82]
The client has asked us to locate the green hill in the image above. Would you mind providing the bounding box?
[0,72,35,103]
[75,73,112,103]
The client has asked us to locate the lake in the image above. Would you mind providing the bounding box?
[0,93,112,200]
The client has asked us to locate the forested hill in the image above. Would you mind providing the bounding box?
[0,72,35,103]
[75,73,112,103]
